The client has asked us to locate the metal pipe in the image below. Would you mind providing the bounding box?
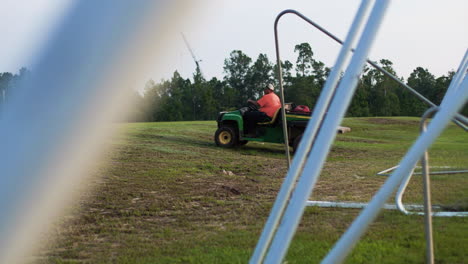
[440,50,468,129]
[419,170,468,175]
[306,201,468,217]
[445,50,468,100]
[376,165,400,175]
[307,201,431,210]
[394,167,416,215]
[393,52,468,218]
[265,1,390,262]
[323,72,468,264]
[274,13,292,168]
[270,10,468,130]
[250,1,374,263]
[253,6,467,264]
[379,170,468,176]
[419,108,437,264]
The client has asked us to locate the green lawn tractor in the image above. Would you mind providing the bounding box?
[214,107,311,152]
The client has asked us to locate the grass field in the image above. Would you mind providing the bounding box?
[37,117,467,263]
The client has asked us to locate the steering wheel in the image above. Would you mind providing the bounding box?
[247,101,259,111]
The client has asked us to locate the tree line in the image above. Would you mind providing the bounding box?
[134,43,466,121]
[1,44,466,120]
[0,67,29,105]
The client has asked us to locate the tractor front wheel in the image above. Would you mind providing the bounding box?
[215,126,238,148]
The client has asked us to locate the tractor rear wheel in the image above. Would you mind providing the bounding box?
[215,126,238,148]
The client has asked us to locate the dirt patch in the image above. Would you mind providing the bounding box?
[329,146,368,159]
[37,120,467,263]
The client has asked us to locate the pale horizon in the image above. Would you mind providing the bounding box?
[1,0,467,84]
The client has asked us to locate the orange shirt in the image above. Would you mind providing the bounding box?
[257,92,281,118]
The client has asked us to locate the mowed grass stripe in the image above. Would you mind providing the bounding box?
[37,117,467,263]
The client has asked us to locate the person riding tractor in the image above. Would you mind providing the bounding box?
[214,83,350,153]
[214,83,310,152]
[243,84,281,137]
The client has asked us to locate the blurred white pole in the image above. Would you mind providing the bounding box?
[445,50,468,99]
[250,1,374,263]
[322,74,468,264]
[0,1,192,263]
[263,0,390,263]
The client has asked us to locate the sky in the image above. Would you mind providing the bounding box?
[1,0,467,87]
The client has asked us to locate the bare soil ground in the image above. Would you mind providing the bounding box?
[35,118,467,263]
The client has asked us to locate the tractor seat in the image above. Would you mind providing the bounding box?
[257,108,281,126]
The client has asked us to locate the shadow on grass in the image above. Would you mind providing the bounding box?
[137,132,289,157]
[239,144,288,156]
[133,133,214,148]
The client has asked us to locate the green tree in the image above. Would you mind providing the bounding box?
[403,67,435,116]
[247,53,273,99]
[272,59,293,88]
[136,43,464,121]
[210,77,234,112]
[286,75,318,107]
[0,68,31,110]
[0,72,13,104]
[311,60,329,88]
[294,43,314,77]
[288,43,329,108]
[294,43,315,77]
[173,71,193,121]
[139,79,171,121]
[223,50,252,107]
[191,66,205,120]
[365,59,401,116]
[191,66,218,120]
[433,71,453,105]
[347,75,370,117]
